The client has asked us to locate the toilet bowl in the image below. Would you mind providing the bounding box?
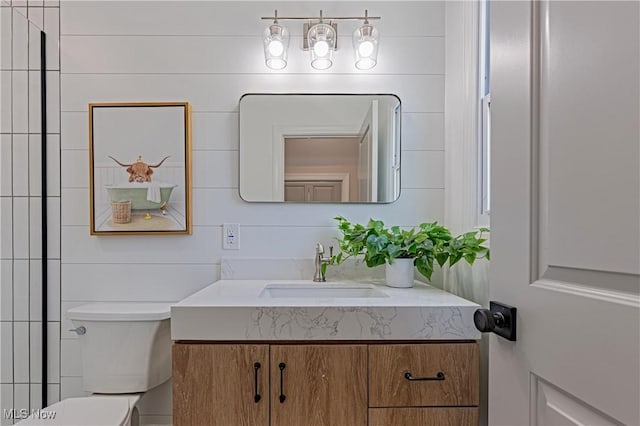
[17,303,172,426]
[17,395,140,426]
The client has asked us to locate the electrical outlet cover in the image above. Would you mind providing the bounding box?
[223,223,240,250]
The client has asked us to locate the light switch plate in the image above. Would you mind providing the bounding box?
[223,223,240,250]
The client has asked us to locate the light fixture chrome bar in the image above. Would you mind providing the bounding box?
[261,16,381,21]
[261,12,380,22]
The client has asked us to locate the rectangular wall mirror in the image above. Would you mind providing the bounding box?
[239,94,401,203]
[89,102,192,235]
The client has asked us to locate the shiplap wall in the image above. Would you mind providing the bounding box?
[0,1,61,424]
[58,2,445,423]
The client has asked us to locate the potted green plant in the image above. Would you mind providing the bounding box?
[329,216,490,288]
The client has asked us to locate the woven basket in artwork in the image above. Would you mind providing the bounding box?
[111,200,132,224]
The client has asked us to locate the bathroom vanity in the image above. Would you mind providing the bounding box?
[171,280,481,426]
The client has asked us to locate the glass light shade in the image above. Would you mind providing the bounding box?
[263,24,289,70]
[353,24,379,70]
[307,23,336,70]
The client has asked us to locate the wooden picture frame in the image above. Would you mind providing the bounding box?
[89,102,192,235]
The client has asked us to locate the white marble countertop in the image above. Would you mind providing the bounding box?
[171,279,481,341]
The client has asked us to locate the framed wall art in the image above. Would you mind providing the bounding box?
[89,102,192,235]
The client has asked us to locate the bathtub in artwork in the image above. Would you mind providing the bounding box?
[105,182,177,210]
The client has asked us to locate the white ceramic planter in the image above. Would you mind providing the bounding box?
[385,258,415,288]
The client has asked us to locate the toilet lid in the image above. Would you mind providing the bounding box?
[16,396,133,426]
[67,302,171,321]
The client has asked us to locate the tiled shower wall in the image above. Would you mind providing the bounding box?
[0,1,61,424]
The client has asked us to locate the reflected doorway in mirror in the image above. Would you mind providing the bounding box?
[239,94,401,203]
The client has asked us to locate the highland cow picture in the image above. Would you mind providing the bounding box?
[89,102,192,235]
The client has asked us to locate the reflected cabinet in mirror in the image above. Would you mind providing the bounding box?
[239,94,401,203]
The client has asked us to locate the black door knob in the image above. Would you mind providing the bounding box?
[473,301,517,341]
[473,309,504,332]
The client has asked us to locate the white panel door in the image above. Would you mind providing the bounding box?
[357,100,378,202]
[490,1,639,425]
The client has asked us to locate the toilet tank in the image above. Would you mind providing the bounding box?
[67,303,172,394]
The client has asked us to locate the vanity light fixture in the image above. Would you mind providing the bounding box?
[261,10,380,71]
[263,11,290,70]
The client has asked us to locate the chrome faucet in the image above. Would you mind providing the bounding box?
[313,243,333,282]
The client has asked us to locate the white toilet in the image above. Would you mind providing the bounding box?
[18,302,172,426]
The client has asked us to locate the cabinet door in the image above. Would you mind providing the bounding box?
[173,344,269,426]
[308,182,342,202]
[271,345,367,426]
[284,182,307,202]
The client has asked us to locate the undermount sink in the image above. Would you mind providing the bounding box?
[260,282,389,298]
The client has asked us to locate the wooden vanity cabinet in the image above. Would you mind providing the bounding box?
[173,341,478,426]
[173,343,367,426]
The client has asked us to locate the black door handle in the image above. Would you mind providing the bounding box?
[253,362,261,403]
[474,301,517,341]
[278,362,286,403]
[404,371,445,381]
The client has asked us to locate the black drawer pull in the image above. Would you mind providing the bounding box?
[253,362,261,403]
[278,362,286,403]
[404,371,445,381]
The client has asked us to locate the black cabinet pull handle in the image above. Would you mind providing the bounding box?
[278,362,286,403]
[404,371,445,381]
[253,362,261,403]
